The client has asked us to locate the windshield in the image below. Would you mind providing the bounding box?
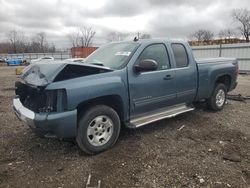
[84,42,139,69]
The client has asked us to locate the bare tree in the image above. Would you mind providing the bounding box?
[30,32,53,53]
[218,28,236,39]
[191,29,214,43]
[30,32,47,52]
[107,31,128,42]
[0,42,12,53]
[68,31,80,48]
[79,26,96,47]
[6,30,19,53]
[191,30,205,42]
[29,37,40,52]
[232,8,250,42]
[5,30,56,53]
[203,30,214,42]
[36,32,46,52]
[6,30,28,53]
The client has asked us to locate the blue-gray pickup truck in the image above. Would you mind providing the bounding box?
[13,39,238,154]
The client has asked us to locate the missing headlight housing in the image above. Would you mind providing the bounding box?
[15,81,68,113]
[39,89,67,113]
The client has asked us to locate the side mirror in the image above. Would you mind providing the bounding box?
[134,59,158,72]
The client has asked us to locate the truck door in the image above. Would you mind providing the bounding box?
[170,43,197,104]
[128,43,177,118]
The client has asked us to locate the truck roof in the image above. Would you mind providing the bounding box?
[131,38,188,44]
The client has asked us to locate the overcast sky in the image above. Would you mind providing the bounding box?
[0,0,249,48]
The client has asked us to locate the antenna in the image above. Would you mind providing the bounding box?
[133,37,139,42]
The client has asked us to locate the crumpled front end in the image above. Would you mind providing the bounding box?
[13,61,112,138]
[13,81,77,138]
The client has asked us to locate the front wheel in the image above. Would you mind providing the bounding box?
[76,105,121,154]
[207,83,227,111]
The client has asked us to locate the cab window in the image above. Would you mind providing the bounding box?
[138,44,170,70]
[171,43,189,68]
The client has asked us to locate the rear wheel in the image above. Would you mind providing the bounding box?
[207,83,227,111]
[76,105,121,154]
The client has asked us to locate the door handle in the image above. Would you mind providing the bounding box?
[163,74,173,80]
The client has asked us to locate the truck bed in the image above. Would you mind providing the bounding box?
[195,57,238,101]
[196,57,237,64]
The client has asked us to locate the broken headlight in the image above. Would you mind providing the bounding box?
[39,89,67,113]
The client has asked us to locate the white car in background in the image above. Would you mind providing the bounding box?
[65,58,85,63]
[30,56,54,64]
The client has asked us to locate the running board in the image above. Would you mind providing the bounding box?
[129,104,194,128]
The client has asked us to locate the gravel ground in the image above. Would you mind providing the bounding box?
[0,66,249,188]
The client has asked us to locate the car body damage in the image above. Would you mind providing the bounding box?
[16,61,113,112]
[13,40,238,154]
[15,81,47,113]
[14,60,114,138]
[22,61,113,86]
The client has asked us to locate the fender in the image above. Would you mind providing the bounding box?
[46,69,129,119]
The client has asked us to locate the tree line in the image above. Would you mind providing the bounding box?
[67,26,151,48]
[0,31,56,54]
[190,9,250,43]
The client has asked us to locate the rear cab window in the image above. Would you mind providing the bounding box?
[171,43,189,68]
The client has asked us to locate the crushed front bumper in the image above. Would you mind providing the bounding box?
[13,97,77,138]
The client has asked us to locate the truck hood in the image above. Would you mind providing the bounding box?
[22,60,113,87]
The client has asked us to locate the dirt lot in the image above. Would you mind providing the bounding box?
[0,66,249,188]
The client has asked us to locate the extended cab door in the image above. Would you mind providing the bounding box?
[128,43,177,118]
[170,43,198,104]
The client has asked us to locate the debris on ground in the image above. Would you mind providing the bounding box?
[227,94,250,101]
[199,177,205,184]
[86,174,101,188]
[223,153,242,162]
[178,125,185,131]
[219,140,227,147]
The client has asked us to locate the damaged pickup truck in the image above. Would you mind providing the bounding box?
[13,39,238,154]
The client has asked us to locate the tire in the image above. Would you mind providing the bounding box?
[207,83,227,111]
[76,105,121,154]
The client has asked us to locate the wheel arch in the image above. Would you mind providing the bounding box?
[215,74,232,92]
[77,95,126,124]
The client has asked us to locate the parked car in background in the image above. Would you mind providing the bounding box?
[13,39,238,154]
[0,56,5,63]
[6,57,25,66]
[65,58,85,63]
[30,56,54,64]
